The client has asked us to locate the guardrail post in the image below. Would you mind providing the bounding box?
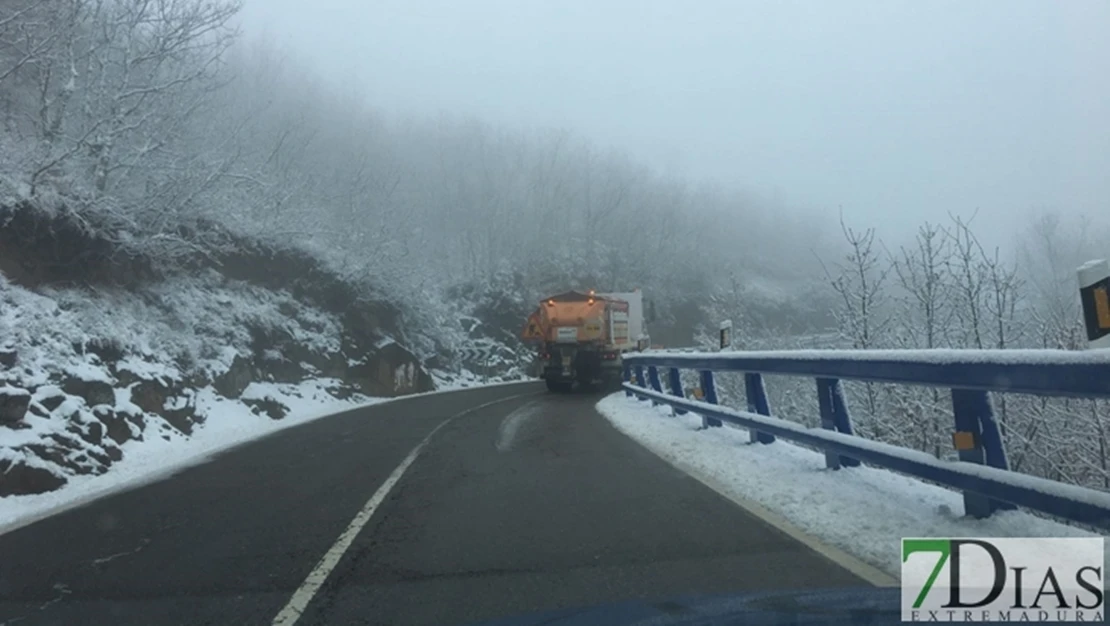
[744,373,775,444]
[951,389,1014,517]
[634,365,647,401]
[647,366,663,406]
[816,378,860,469]
[623,362,632,397]
[830,384,860,470]
[668,367,687,416]
[699,370,722,428]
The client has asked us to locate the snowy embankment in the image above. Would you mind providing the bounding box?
[0,379,381,533]
[597,394,1106,580]
[0,263,532,526]
[1,376,535,535]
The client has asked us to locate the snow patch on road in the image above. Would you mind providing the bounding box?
[596,394,1105,579]
[495,401,542,452]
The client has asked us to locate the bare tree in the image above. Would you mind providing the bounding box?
[818,210,891,352]
[942,213,988,349]
[974,240,1025,350]
[972,236,1025,438]
[816,211,891,439]
[888,221,952,350]
[1017,211,1090,350]
[27,0,240,195]
[884,221,954,456]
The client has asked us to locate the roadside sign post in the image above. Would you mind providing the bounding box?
[460,344,495,364]
[1078,259,1110,350]
[719,319,732,351]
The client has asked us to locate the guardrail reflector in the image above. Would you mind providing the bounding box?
[1096,287,1110,329]
[952,431,977,451]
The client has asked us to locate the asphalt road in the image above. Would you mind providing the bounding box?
[0,382,870,626]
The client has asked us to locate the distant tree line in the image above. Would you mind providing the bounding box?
[702,209,1110,492]
[1,0,839,348]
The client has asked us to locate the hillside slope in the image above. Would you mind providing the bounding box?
[0,206,532,501]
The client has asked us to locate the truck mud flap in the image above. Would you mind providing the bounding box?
[545,379,573,393]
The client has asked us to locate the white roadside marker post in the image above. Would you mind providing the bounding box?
[719,319,732,351]
[1078,259,1110,350]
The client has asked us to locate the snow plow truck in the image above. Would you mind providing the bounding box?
[521,289,649,392]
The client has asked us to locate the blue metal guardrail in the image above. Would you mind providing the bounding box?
[621,349,1110,528]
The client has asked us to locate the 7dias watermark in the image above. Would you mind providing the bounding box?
[901,537,1104,622]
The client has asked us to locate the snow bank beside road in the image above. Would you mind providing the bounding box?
[634,347,1110,365]
[0,377,538,535]
[431,368,534,391]
[596,394,1104,579]
[0,379,382,535]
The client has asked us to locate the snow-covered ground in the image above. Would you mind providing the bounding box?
[431,368,533,391]
[637,347,1110,365]
[596,393,1106,580]
[0,379,382,534]
[0,376,537,535]
[0,257,536,530]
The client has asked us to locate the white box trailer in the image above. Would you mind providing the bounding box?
[599,289,648,351]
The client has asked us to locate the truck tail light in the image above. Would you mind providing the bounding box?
[602,351,618,360]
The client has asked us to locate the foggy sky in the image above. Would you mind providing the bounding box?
[238,0,1109,243]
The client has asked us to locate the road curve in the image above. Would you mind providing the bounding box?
[0,382,868,626]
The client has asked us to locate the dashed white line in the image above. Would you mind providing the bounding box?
[271,391,539,626]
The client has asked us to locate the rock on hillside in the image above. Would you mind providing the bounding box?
[432,274,540,385]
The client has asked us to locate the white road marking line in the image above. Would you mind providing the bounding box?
[271,391,540,626]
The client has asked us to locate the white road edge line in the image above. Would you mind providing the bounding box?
[271,390,541,626]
